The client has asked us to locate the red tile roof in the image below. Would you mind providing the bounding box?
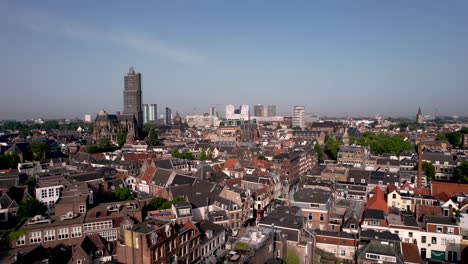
[91,153,105,160]
[367,186,388,215]
[431,182,468,199]
[402,242,422,264]
[223,158,238,170]
[387,184,398,194]
[415,204,442,222]
[139,166,156,182]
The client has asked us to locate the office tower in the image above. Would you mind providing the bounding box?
[292,106,305,129]
[225,104,235,119]
[209,107,216,116]
[165,107,172,126]
[143,104,149,124]
[84,114,92,123]
[123,67,143,128]
[149,104,157,122]
[226,104,249,120]
[254,104,264,117]
[267,105,277,117]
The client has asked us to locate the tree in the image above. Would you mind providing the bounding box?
[200,149,207,161]
[324,136,341,160]
[30,141,47,161]
[0,153,20,170]
[445,132,462,148]
[117,132,127,148]
[453,161,468,183]
[435,134,448,142]
[286,249,299,264]
[16,198,47,222]
[112,188,135,201]
[148,197,169,210]
[314,143,323,162]
[148,130,159,146]
[422,161,436,182]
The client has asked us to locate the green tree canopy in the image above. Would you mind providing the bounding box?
[352,132,413,155]
[286,249,299,264]
[112,188,135,201]
[148,130,159,146]
[147,196,185,211]
[0,153,20,170]
[30,141,47,161]
[435,134,448,142]
[314,143,324,163]
[453,161,468,183]
[117,132,127,148]
[200,149,207,161]
[16,198,47,223]
[422,161,436,182]
[324,136,341,160]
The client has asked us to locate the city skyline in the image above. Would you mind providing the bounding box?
[1,1,468,119]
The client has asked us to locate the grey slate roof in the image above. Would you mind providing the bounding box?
[363,209,386,220]
[426,216,457,226]
[293,188,331,204]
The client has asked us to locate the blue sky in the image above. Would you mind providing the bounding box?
[1,0,467,119]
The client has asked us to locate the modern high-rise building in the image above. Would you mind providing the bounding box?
[209,107,216,116]
[123,67,143,129]
[165,107,172,126]
[143,104,157,124]
[143,104,149,124]
[267,105,277,117]
[254,104,264,117]
[225,104,249,120]
[292,106,305,129]
[149,104,157,122]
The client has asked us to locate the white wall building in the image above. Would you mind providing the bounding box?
[225,104,249,120]
[292,106,305,129]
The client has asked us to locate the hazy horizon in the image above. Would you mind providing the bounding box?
[1,1,467,120]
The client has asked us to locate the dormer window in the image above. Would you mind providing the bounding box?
[437,226,443,233]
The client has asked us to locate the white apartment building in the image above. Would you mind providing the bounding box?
[292,106,305,129]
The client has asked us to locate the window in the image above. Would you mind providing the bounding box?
[308,213,312,221]
[29,231,42,244]
[77,260,82,264]
[361,179,365,184]
[448,239,455,246]
[41,189,47,198]
[71,226,82,238]
[48,188,54,197]
[55,188,60,196]
[58,228,69,240]
[448,227,454,234]
[431,237,437,244]
[341,250,346,256]
[436,226,443,233]
[350,178,354,183]
[421,236,426,243]
[320,214,324,222]
[409,232,413,238]
[99,230,118,241]
[16,235,26,246]
[43,229,55,242]
[79,205,86,214]
[350,224,355,229]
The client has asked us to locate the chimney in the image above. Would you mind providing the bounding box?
[417,142,422,189]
